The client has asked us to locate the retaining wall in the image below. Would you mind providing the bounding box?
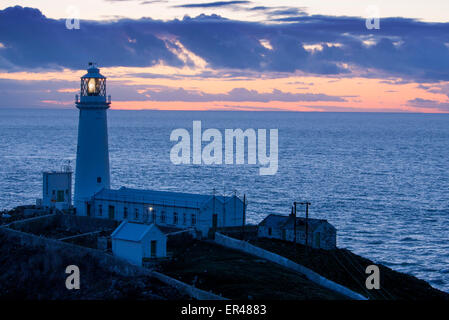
[57,214,119,233]
[214,232,367,300]
[7,214,58,233]
[152,271,227,300]
[8,214,119,234]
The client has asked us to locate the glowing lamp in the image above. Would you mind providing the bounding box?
[87,78,97,94]
[79,62,106,98]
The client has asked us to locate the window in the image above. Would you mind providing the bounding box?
[134,208,139,220]
[173,212,178,225]
[98,205,103,216]
[97,177,102,183]
[191,214,196,225]
[161,211,166,223]
[57,190,64,202]
[183,213,187,225]
[123,207,128,219]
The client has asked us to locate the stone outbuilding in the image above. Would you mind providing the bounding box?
[258,214,337,250]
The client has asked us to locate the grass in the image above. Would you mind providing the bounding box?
[0,231,187,300]
[159,237,347,300]
[249,238,449,300]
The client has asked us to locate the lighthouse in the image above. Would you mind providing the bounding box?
[74,63,111,216]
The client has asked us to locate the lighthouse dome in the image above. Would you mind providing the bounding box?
[82,63,106,79]
[78,63,110,103]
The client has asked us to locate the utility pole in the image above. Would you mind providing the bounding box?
[241,194,246,240]
[299,201,311,247]
[293,203,297,244]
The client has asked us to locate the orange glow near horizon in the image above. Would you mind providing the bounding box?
[1,65,449,113]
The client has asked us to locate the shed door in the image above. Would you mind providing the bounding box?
[282,229,286,240]
[151,240,157,258]
[212,214,218,229]
[108,205,115,220]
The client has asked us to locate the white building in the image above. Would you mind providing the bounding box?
[90,187,246,237]
[74,63,111,216]
[42,171,72,210]
[111,221,167,266]
[258,214,337,250]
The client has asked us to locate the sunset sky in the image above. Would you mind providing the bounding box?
[1,1,449,112]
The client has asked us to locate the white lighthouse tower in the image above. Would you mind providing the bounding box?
[74,63,111,216]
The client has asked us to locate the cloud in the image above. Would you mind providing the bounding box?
[0,78,78,108]
[173,1,251,9]
[140,0,168,4]
[139,87,346,102]
[0,6,184,70]
[0,77,346,107]
[407,98,449,111]
[247,5,308,17]
[1,6,449,81]
[417,83,449,98]
[105,0,167,2]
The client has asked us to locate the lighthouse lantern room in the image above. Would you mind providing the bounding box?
[74,63,111,216]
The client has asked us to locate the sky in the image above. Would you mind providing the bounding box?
[1,0,449,112]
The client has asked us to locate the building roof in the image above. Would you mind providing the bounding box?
[111,221,164,242]
[259,214,335,232]
[93,187,239,209]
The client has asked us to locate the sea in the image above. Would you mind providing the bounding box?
[0,108,448,292]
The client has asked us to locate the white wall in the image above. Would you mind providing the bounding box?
[42,172,72,208]
[142,233,167,258]
[91,195,245,237]
[197,196,245,235]
[112,227,167,265]
[74,107,110,216]
[258,225,336,250]
[112,239,142,266]
[92,200,199,227]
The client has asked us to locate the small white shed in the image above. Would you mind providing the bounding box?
[42,171,72,210]
[111,221,167,266]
